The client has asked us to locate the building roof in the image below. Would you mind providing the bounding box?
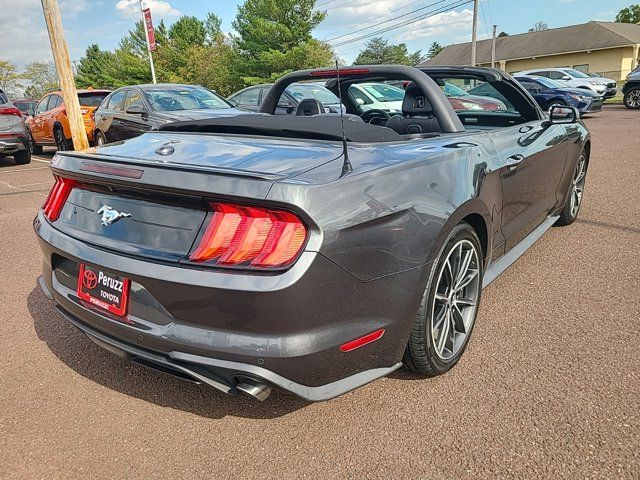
[420,21,640,66]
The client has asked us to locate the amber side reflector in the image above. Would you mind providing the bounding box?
[339,329,385,352]
[189,202,308,269]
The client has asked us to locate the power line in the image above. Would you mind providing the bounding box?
[323,0,451,43]
[329,0,473,48]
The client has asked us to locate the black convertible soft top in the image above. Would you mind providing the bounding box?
[160,114,404,143]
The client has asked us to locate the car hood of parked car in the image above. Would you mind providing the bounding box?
[153,107,248,123]
[552,87,601,98]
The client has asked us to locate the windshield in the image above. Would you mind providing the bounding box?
[14,101,37,113]
[565,69,590,79]
[78,92,110,107]
[443,83,468,97]
[360,83,405,102]
[145,86,231,111]
[285,84,339,104]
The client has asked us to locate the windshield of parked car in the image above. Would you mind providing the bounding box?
[285,84,339,105]
[442,83,468,97]
[564,69,590,79]
[14,101,37,114]
[359,83,405,102]
[145,86,231,111]
[78,92,110,107]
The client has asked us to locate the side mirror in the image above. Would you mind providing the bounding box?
[531,88,541,94]
[546,105,579,125]
[125,105,146,115]
[561,75,571,81]
[227,99,238,107]
[355,97,365,106]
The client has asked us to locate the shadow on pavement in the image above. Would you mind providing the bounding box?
[28,286,309,419]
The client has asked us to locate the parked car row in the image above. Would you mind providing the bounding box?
[13,63,634,159]
[517,67,617,99]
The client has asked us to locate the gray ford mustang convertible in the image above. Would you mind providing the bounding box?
[35,66,590,401]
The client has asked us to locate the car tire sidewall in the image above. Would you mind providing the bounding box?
[95,131,107,146]
[54,127,69,151]
[404,223,484,376]
[623,87,640,109]
[14,148,31,165]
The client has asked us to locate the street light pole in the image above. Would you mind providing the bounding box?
[470,0,479,66]
[491,25,497,69]
[139,0,156,84]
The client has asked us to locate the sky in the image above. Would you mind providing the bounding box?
[0,0,633,69]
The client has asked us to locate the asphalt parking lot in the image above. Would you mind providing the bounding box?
[0,106,638,479]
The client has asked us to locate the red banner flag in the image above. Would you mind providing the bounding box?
[143,8,156,51]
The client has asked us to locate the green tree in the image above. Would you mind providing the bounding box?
[232,0,333,84]
[0,60,21,96]
[427,42,444,59]
[75,44,118,88]
[204,13,223,44]
[22,61,58,99]
[615,4,640,23]
[353,37,423,65]
[528,21,549,32]
[498,31,509,37]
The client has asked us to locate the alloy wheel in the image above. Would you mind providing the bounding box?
[627,89,640,108]
[431,239,481,360]
[569,154,586,218]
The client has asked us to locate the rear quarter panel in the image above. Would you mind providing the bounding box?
[267,133,501,282]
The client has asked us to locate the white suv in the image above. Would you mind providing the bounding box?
[518,68,617,98]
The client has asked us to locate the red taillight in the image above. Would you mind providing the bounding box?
[189,202,308,269]
[0,107,22,117]
[309,68,370,77]
[42,177,78,221]
[339,329,385,352]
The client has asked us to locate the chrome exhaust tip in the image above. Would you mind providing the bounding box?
[236,379,272,401]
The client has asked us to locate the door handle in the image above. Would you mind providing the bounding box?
[506,154,524,171]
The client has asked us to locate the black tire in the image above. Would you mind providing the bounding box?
[14,149,31,165]
[95,130,107,146]
[29,132,43,155]
[404,222,484,376]
[54,127,72,151]
[556,149,587,226]
[623,86,640,110]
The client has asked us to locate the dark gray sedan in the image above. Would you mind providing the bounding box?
[35,66,589,401]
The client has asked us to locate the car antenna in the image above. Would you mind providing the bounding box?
[334,59,353,176]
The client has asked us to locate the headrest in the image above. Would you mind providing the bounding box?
[402,83,433,116]
[295,98,324,116]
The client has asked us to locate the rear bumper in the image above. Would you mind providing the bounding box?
[35,212,418,400]
[0,134,27,154]
[579,98,603,114]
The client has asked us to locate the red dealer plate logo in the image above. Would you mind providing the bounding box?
[77,264,130,317]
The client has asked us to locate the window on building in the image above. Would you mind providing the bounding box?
[573,64,589,74]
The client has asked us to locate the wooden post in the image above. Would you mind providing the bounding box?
[41,0,89,151]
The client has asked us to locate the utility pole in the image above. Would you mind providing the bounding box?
[491,25,497,69]
[40,0,89,151]
[139,0,157,84]
[470,0,479,66]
